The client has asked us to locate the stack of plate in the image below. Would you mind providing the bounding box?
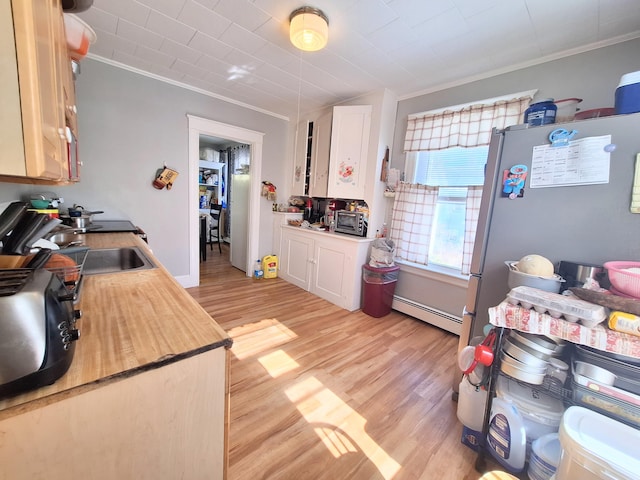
[500,331,562,385]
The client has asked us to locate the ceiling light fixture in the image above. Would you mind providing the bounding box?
[289,6,329,52]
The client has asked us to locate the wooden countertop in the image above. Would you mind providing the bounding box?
[0,233,231,419]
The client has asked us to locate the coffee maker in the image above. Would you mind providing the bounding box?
[325,199,346,226]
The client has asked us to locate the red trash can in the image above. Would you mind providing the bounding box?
[362,264,400,317]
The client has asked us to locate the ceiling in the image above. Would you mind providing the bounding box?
[75,0,640,120]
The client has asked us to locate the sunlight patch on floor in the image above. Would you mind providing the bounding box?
[258,350,300,377]
[227,318,298,360]
[285,376,402,479]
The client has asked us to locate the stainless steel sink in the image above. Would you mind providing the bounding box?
[82,247,156,275]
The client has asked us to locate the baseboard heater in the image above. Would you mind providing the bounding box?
[392,295,462,335]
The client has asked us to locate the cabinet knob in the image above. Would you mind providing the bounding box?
[58,128,66,139]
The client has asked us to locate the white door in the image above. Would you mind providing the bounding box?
[230,174,250,271]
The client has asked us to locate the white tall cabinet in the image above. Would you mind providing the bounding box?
[327,105,372,200]
[279,226,372,311]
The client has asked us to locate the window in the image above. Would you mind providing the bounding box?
[390,91,534,275]
[411,147,487,270]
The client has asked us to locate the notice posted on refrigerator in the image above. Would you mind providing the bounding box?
[529,135,611,188]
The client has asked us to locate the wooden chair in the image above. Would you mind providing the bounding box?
[209,203,222,253]
[199,215,207,261]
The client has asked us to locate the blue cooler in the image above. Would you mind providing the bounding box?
[615,71,640,114]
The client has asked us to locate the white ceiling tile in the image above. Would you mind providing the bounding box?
[414,7,471,45]
[178,0,231,39]
[453,0,509,19]
[172,59,210,79]
[137,0,188,19]
[223,49,265,71]
[254,63,298,89]
[91,0,151,26]
[387,0,456,27]
[367,18,420,53]
[76,7,118,34]
[93,29,138,56]
[188,32,234,59]
[134,44,176,68]
[197,55,236,78]
[219,24,268,54]
[213,0,271,31]
[146,10,196,45]
[112,50,153,71]
[253,17,295,52]
[343,0,399,36]
[160,38,202,65]
[252,43,298,69]
[116,19,164,50]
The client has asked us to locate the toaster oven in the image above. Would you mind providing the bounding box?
[0,268,80,397]
[334,210,367,237]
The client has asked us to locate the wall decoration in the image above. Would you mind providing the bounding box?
[153,165,179,190]
[261,181,277,201]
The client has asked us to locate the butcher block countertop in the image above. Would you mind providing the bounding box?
[0,232,232,419]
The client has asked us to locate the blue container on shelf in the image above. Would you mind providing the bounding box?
[524,99,557,126]
[615,71,640,114]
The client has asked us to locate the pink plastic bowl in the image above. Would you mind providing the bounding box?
[604,261,640,298]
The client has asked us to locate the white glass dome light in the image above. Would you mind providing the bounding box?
[289,6,329,52]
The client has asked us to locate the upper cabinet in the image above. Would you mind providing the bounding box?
[327,105,372,199]
[0,0,77,183]
[292,110,332,198]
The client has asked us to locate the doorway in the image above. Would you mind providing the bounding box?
[187,115,264,287]
[199,136,250,272]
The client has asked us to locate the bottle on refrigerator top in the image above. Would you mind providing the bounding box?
[253,260,264,280]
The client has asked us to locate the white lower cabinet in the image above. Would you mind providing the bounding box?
[280,227,372,311]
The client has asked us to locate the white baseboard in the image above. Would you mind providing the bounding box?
[392,295,462,335]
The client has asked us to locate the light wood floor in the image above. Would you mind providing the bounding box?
[188,245,495,480]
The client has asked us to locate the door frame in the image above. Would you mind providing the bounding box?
[187,115,264,286]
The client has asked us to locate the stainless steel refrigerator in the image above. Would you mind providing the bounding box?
[459,112,640,351]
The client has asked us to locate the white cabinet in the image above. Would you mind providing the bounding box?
[292,110,332,197]
[327,105,372,200]
[199,160,226,209]
[280,227,372,311]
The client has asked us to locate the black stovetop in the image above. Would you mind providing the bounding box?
[88,220,139,233]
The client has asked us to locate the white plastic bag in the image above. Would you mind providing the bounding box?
[369,238,395,267]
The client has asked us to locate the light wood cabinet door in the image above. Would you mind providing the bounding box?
[12,0,67,180]
[327,105,372,199]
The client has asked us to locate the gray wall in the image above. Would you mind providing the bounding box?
[0,59,289,276]
[390,37,640,321]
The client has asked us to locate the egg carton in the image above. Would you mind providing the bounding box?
[506,285,607,327]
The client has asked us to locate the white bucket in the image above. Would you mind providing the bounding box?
[496,376,564,452]
[528,433,561,480]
